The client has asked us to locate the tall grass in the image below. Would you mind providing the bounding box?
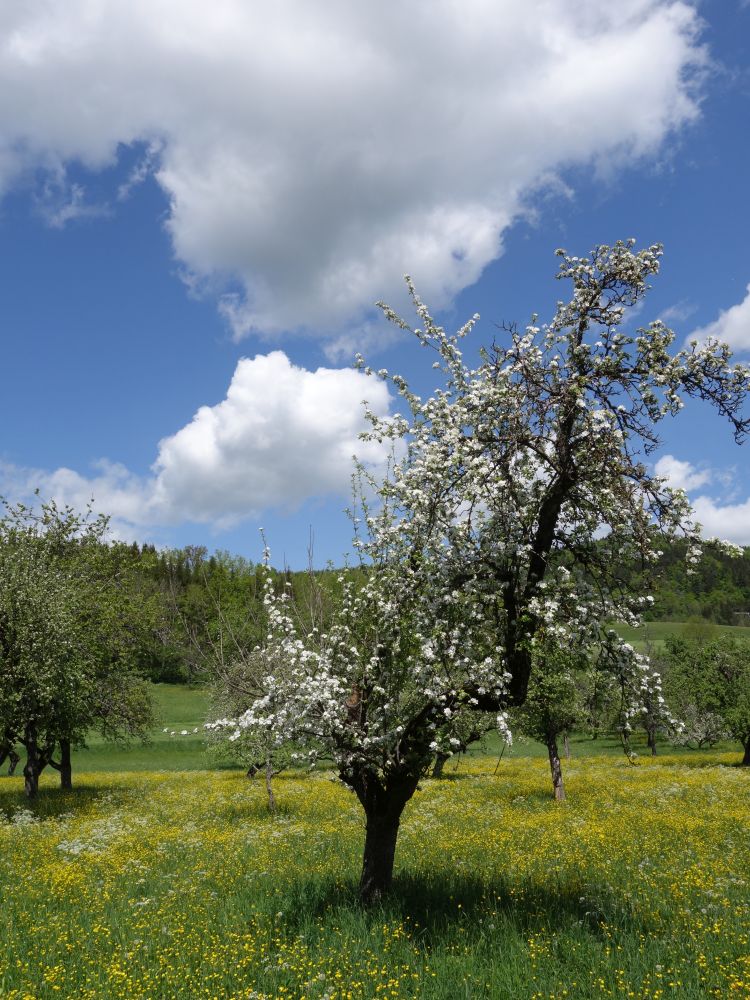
[1,753,748,998]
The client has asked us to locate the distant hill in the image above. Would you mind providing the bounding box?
[630,538,750,625]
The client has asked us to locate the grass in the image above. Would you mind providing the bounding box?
[70,683,212,772]
[2,637,746,998]
[65,679,745,773]
[614,620,750,655]
[1,753,748,999]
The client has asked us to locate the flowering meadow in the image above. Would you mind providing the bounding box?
[1,754,748,999]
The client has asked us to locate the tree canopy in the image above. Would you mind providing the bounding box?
[0,498,155,796]
[217,240,750,901]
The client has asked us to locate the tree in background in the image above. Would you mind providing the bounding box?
[512,637,586,799]
[0,498,154,796]
[577,663,619,741]
[206,648,297,813]
[663,634,750,763]
[217,240,750,901]
[202,550,345,810]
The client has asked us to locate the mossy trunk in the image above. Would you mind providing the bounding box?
[350,766,421,904]
[59,740,73,790]
[742,740,750,767]
[647,726,657,756]
[547,734,565,801]
[431,752,449,779]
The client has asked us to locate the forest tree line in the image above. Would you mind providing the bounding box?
[134,536,750,685]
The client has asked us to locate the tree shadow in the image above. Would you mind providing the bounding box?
[277,868,654,949]
[0,780,134,822]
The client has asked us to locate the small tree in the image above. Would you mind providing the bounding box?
[513,637,586,799]
[206,650,296,812]
[631,639,679,756]
[0,498,154,796]
[577,663,619,741]
[229,240,750,901]
[664,634,750,762]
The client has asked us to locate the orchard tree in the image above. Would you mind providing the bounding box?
[229,240,750,902]
[664,634,750,762]
[206,649,297,812]
[0,498,154,797]
[512,636,587,799]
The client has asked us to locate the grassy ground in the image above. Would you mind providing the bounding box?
[1,753,748,999]
[63,679,745,774]
[614,620,750,654]
[70,683,212,772]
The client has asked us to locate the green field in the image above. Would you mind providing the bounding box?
[2,639,748,1000]
[1,753,748,999]
[64,675,747,774]
[68,683,212,772]
[614,619,750,654]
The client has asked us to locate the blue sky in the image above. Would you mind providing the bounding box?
[1,0,749,567]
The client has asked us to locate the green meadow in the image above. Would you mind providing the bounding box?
[1,626,749,1000]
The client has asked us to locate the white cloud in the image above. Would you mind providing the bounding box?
[652,454,750,545]
[0,353,392,533]
[0,1,705,345]
[32,162,111,228]
[690,495,750,545]
[688,283,750,354]
[657,300,697,325]
[654,454,712,492]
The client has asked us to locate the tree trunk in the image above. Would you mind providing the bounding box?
[21,725,54,799]
[59,740,72,790]
[0,743,20,776]
[350,766,421,904]
[647,726,657,756]
[23,727,41,800]
[563,732,571,760]
[359,807,403,903]
[547,734,565,801]
[431,753,448,779]
[742,740,750,767]
[265,757,276,813]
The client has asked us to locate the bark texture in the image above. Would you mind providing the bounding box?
[59,740,72,790]
[431,753,448,779]
[547,735,565,801]
[349,766,421,903]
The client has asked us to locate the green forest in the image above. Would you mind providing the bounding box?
[133,537,750,685]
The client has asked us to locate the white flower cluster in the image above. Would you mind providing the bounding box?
[211,239,749,787]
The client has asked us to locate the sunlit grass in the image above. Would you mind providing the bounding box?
[1,753,748,998]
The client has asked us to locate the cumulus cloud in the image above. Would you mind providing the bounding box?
[0,1,705,344]
[690,495,750,545]
[688,283,750,354]
[654,454,712,492]
[0,353,391,534]
[652,454,750,545]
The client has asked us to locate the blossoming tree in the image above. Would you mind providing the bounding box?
[0,499,155,797]
[228,241,750,901]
